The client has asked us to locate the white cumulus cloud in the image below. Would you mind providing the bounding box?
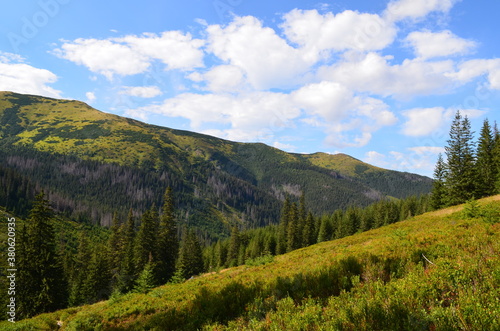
[282,9,397,57]
[454,59,500,89]
[318,52,455,98]
[206,16,311,90]
[126,91,301,142]
[54,31,204,79]
[0,53,61,98]
[406,30,477,59]
[401,107,450,137]
[385,0,457,22]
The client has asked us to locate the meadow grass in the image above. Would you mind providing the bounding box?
[1,197,499,330]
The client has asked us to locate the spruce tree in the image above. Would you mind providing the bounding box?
[276,196,291,254]
[17,192,67,318]
[227,226,241,267]
[286,202,299,252]
[156,187,179,284]
[297,193,307,242]
[317,215,332,243]
[134,259,156,294]
[338,207,358,237]
[430,153,448,209]
[118,209,137,293]
[214,240,227,268]
[302,212,316,247]
[134,206,159,282]
[494,122,500,191]
[177,229,204,279]
[445,111,476,205]
[108,212,125,288]
[475,119,497,198]
[82,244,112,304]
[68,232,92,306]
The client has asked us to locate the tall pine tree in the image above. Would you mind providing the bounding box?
[430,153,448,209]
[445,111,476,205]
[302,212,316,247]
[107,212,125,289]
[286,202,300,252]
[68,232,92,306]
[475,119,497,198]
[117,209,137,293]
[82,244,112,304]
[494,122,500,191]
[177,228,204,279]
[227,226,241,267]
[17,192,67,318]
[276,196,291,254]
[134,206,159,282]
[156,187,179,284]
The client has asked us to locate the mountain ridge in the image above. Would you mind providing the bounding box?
[0,91,432,238]
[0,91,405,176]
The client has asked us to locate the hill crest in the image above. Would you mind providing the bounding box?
[0,91,432,236]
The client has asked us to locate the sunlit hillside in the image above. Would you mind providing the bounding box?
[2,196,499,330]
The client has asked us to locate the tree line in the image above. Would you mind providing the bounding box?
[431,111,500,208]
[203,194,430,271]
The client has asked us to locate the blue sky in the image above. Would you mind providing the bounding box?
[2,0,500,177]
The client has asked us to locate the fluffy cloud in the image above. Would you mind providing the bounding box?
[120,86,162,98]
[292,81,355,122]
[196,65,245,93]
[54,32,204,79]
[292,81,397,148]
[406,30,477,59]
[385,0,457,22]
[120,31,204,70]
[54,39,150,79]
[126,91,301,141]
[401,107,451,136]
[282,9,397,57]
[206,16,311,90]
[318,52,455,98]
[454,59,500,89]
[401,107,484,137]
[0,53,61,97]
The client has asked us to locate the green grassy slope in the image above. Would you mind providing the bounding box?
[3,196,499,330]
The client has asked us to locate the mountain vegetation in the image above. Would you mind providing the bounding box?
[1,195,498,330]
[431,111,500,208]
[0,187,430,322]
[1,93,499,329]
[0,91,432,242]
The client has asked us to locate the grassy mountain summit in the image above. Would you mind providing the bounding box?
[0,91,234,167]
[2,196,499,330]
[0,91,432,238]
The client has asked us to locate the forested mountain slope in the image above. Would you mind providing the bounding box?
[0,91,432,239]
[3,195,499,330]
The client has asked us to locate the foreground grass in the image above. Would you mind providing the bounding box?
[2,197,500,330]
